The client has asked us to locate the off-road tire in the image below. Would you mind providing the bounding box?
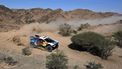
[46,45,53,52]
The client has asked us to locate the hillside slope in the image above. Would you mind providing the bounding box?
[0,5,120,32]
[0,22,122,69]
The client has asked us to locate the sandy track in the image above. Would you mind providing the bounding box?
[0,23,122,69]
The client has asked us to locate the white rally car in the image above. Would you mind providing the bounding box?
[30,35,59,52]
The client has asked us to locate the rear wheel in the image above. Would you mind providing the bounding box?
[46,45,53,52]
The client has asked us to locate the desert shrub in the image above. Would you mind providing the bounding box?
[46,50,68,69]
[22,47,32,56]
[12,35,24,46]
[77,23,90,31]
[71,32,114,59]
[12,35,21,43]
[119,56,122,58]
[113,31,122,48]
[85,61,103,69]
[0,19,3,22]
[0,53,17,66]
[73,65,79,69]
[4,56,18,66]
[72,29,78,34]
[120,20,122,23]
[59,23,72,36]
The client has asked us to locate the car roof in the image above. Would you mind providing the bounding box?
[39,36,59,42]
[39,36,49,40]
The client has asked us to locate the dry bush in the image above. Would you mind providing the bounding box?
[113,31,122,48]
[46,50,68,69]
[85,61,103,69]
[119,56,122,58]
[0,53,17,66]
[77,23,90,31]
[72,29,78,34]
[0,53,6,63]
[12,35,24,46]
[59,23,73,36]
[4,56,18,66]
[22,47,32,56]
[0,19,3,22]
[73,65,80,69]
[12,35,21,43]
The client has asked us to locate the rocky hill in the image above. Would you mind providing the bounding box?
[0,5,120,31]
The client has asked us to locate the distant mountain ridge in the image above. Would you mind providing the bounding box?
[0,5,120,24]
[0,5,121,32]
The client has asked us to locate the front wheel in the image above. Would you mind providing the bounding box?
[46,45,53,52]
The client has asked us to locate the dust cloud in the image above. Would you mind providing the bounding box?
[15,15,122,36]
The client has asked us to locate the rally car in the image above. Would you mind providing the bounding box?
[30,35,59,52]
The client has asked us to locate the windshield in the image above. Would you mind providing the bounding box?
[45,38,54,42]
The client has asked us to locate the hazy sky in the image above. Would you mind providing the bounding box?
[0,0,121,13]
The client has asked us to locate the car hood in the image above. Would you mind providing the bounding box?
[48,41,59,46]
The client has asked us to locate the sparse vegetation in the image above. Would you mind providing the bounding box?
[73,65,79,69]
[22,47,32,56]
[46,50,68,69]
[0,53,17,66]
[85,61,103,69]
[113,31,122,48]
[4,56,18,66]
[12,35,25,46]
[77,23,90,31]
[12,35,21,43]
[119,56,122,58]
[71,32,114,59]
[59,23,73,36]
